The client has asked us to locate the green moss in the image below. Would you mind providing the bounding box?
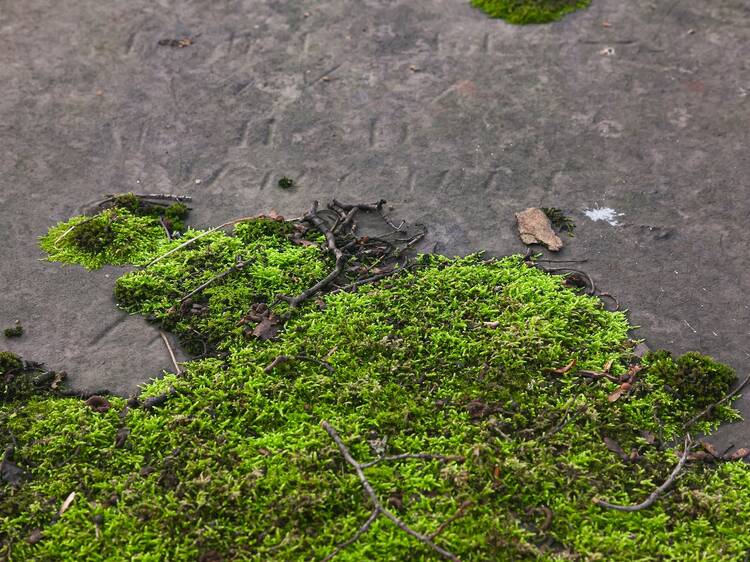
[0,351,22,374]
[278,176,295,189]
[39,209,172,269]
[10,210,750,560]
[3,325,23,338]
[471,0,591,24]
[644,350,736,409]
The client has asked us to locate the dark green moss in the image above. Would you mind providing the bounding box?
[644,350,736,409]
[542,207,576,237]
[471,0,591,24]
[278,176,295,189]
[0,351,22,375]
[3,325,23,338]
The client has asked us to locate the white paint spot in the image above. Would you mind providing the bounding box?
[584,207,624,226]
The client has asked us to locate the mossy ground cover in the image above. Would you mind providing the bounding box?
[2,201,750,561]
[471,0,591,24]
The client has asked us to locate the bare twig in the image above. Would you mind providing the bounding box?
[179,259,247,303]
[321,421,461,561]
[682,373,750,431]
[279,202,349,310]
[321,509,379,562]
[361,453,464,469]
[593,436,691,512]
[428,501,473,540]
[145,216,257,267]
[159,332,182,375]
[158,216,173,241]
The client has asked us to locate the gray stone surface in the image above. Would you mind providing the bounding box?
[1,0,748,443]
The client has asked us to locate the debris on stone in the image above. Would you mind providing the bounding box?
[157,37,194,48]
[515,207,564,252]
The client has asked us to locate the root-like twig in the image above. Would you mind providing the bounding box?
[321,421,461,561]
[682,373,750,431]
[159,332,182,375]
[593,436,692,512]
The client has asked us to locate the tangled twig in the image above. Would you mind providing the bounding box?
[321,421,462,561]
[593,436,692,512]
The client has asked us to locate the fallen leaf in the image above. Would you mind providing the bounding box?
[515,208,564,252]
[251,316,282,340]
[724,448,750,461]
[1,449,25,487]
[687,451,714,462]
[59,491,76,516]
[700,441,719,458]
[114,427,130,448]
[602,437,627,460]
[85,395,111,413]
[550,359,577,375]
[607,386,626,402]
[51,371,66,390]
[26,528,43,544]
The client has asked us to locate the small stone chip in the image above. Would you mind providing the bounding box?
[515,207,564,252]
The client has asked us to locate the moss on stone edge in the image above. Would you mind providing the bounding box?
[471,0,591,24]
[2,209,749,560]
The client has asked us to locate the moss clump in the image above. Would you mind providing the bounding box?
[0,351,22,375]
[3,325,23,338]
[644,350,736,409]
[542,207,576,237]
[471,0,591,24]
[11,209,750,560]
[40,209,172,269]
[278,176,295,189]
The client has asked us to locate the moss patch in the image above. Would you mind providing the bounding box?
[471,0,591,24]
[39,194,190,270]
[2,206,749,560]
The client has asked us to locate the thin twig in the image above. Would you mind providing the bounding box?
[53,216,96,246]
[428,501,473,540]
[159,332,182,375]
[279,202,349,309]
[321,421,460,561]
[179,260,246,303]
[682,373,750,431]
[593,436,691,512]
[361,453,464,469]
[321,509,380,562]
[158,216,173,241]
[145,216,257,268]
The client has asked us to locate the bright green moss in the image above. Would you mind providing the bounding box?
[471,0,591,24]
[5,211,749,560]
[39,209,171,269]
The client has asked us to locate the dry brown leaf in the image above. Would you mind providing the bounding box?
[700,440,719,458]
[515,208,564,252]
[602,437,627,460]
[724,448,750,461]
[607,386,626,402]
[551,359,577,375]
